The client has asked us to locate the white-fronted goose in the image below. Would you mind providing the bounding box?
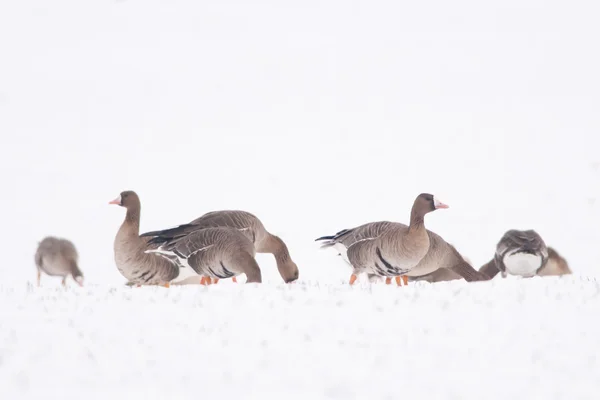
[145,227,262,283]
[110,191,198,286]
[315,193,454,285]
[35,236,83,287]
[478,229,549,279]
[319,222,487,284]
[140,210,299,283]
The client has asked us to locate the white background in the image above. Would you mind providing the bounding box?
[0,0,599,283]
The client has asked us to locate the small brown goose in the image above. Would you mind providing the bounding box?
[140,210,299,283]
[144,227,262,283]
[478,229,550,279]
[35,236,83,287]
[315,193,452,285]
[110,190,198,286]
[538,247,572,276]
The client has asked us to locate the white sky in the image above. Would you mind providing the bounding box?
[0,0,599,284]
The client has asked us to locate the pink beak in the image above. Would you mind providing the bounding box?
[433,197,449,209]
[109,196,121,205]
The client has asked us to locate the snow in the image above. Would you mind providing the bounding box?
[2,276,600,399]
[1,0,600,397]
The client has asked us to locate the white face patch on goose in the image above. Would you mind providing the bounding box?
[433,196,449,209]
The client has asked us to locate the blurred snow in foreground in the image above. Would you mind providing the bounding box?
[1,276,599,399]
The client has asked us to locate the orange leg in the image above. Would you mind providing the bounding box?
[212,278,219,284]
[232,277,237,283]
[349,274,358,285]
[385,277,392,285]
[200,276,209,285]
[394,276,409,286]
[163,282,170,288]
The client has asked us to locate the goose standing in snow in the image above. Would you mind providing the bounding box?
[144,227,262,283]
[35,236,83,287]
[319,223,487,285]
[140,210,299,283]
[315,193,455,285]
[479,229,550,279]
[110,190,197,286]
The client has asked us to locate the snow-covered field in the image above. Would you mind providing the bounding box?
[2,276,600,399]
[1,0,600,398]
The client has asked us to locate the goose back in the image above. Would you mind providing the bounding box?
[147,227,261,282]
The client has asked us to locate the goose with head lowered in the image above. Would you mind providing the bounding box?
[315,193,477,285]
[35,236,83,287]
[140,210,299,283]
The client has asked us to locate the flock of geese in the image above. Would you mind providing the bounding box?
[34,190,572,287]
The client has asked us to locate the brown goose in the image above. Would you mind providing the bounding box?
[140,210,299,283]
[35,236,83,287]
[110,191,198,286]
[478,229,550,279]
[319,223,487,284]
[145,227,262,283]
[315,193,454,285]
[538,247,572,276]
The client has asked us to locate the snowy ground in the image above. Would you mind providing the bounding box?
[2,276,599,399]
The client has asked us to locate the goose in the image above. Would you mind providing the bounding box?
[478,229,549,278]
[315,193,455,285]
[34,236,83,287]
[110,190,198,286]
[538,247,571,276]
[144,226,262,283]
[140,210,299,283]
[319,224,487,284]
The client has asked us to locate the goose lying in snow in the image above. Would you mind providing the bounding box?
[35,236,83,287]
[110,191,198,286]
[538,247,571,276]
[144,227,262,283]
[140,210,299,283]
[479,229,571,278]
[315,193,487,285]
